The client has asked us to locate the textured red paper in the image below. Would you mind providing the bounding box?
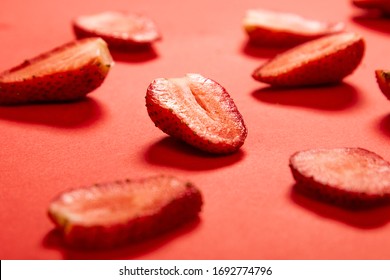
[1,0,390,260]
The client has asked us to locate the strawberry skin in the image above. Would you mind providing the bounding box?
[252,32,365,87]
[243,9,345,48]
[289,147,390,208]
[73,11,161,50]
[48,175,203,249]
[0,37,113,105]
[145,73,248,154]
[375,69,390,100]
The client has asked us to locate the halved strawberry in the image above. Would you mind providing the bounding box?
[375,69,390,100]
[48,175,203,249]
[73,11,161,50]
[145,73,248,154]
[352,0,390,17]
[252,32,365,87]
[0,37,113,105]
[243,9,345,48]
[289,147,390,208]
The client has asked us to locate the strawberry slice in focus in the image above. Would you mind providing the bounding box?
[146,73,248,154]
[252,32,365,87]
[0,37,113,105]
[289,147,390,208]
[243,9,345,48]
[73,11,161,50]
[375,69,390,100]
[48,175,203,249]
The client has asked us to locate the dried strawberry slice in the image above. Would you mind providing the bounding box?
[252,32,365,87]
[73,11,161,50]
[0,37,113,105]
[289,147,390,207]
[145,73,248,154]
[48,175,203,249]
[243,9,345,47]
[375,69,390,100]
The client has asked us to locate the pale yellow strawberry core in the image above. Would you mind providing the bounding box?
[244,9,344,35]
[0,38,113,82]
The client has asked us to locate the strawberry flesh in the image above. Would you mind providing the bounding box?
[289,147,390,207]
[243,9,345,47]
[48,175,203,249]
[73,11,161,50]
[0,37,113,105]
[146,73,248,154]
[375,69,390,100]
[252,32,365,87]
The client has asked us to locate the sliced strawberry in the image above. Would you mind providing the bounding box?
[243,9,345,48]
[0,37,113,105]
[375,69,390,100]
[73,11,161,50]
[145,73,248,154]
[48,175,203,249]
[289,147,390,208]
[352,0,390,17]
[252,32,365,87]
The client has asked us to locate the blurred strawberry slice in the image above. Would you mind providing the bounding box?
[352,0,390,16]
[73,11,161,50]
[243,9,345,47]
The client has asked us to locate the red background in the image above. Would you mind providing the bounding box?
[1,0,390,259]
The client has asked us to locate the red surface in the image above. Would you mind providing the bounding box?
[1,0,390,260]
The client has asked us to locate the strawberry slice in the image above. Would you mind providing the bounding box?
[48,175,203,249]
[289,147,390,208]
[375,69,390,100]
[252,32,365,87]
[352,0,390,17]
[0,37,113,105]
[73,11,161,50]
[145,73,248,154]
[243,9,345,48]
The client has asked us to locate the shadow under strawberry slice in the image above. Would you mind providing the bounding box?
[252,32,365,87]
[145,73,248,154]
[48,175,203,250]
[0,37,113,105]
